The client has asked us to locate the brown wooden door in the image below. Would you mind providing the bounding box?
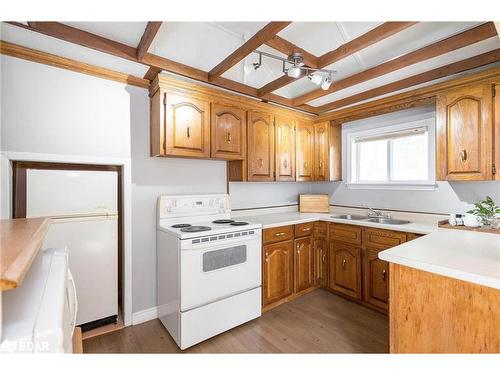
[314,239,328,287]
[363,248,389,310]
[436,84,493,180]
[275,117,295,181]
[296,121,314,181]
[211,104,246,160]
[165,92,211,158]
[328,241,362,300]
[313,122,329,181]
[247,111,275,181]
[294,236,313,293]
[263,240,293,306]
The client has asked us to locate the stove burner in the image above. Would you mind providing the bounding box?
[171,224,192,228]
[230,222,249,226]
[180,226,212,233]
[212,219,235,224]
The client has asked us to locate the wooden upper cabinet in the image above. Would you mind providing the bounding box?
[296,121,314,181]
[294,236,313,293]
[436,84,493,180]
[247,111,275,181]
[495,84,500,181]
[263,240,294,306]
[313,122,329,181]
[211,104,246,160]
[162,92,211,158]
[275,117,296,181]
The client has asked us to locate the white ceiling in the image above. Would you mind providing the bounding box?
[1,21,498,111]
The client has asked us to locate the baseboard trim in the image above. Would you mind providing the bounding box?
[132,306,158,325]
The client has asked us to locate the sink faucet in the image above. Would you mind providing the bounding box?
[368,207,390,219]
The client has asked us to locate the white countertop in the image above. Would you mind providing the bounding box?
[379,229,500,290]
[234,211,437,234]
[234,208,500,290]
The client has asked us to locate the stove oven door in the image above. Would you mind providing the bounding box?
[179,230,261,311]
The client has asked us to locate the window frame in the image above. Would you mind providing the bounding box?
[345,117,436,190]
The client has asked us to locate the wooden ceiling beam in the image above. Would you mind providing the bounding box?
[143,66,162,80]
[257,22,417,98]
[20,22,138,62]
[293,22,498,106]
[314,48,500,113]
[137,22,162,60]
[208,22,292,81]
[317,22,418,67]
[265,35,318,68]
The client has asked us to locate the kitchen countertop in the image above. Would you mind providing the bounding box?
[379,229,500,290]
[234,208,499,290]
[235,211,437,234]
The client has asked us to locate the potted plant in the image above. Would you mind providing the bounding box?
[467,196,500,227]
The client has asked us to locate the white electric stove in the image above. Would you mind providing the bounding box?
[156,194,262,350]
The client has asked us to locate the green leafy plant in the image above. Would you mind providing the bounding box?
[467,196,500,226]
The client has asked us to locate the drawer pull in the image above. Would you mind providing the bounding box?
[460,149,467,162]
[342,259,346,268]
[382,269,387,281]
[302,227,310,232]
[274,232,286,237]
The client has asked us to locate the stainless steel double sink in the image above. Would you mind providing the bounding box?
[330,214,410,225]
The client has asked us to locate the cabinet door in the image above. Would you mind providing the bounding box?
[294,236,313,293]
[275,117,295,181]
[296,122,314,181]
[211,104,246,160]
[495,84,500,181]
[313,122,329,181]
[248,111,275,181]
[263,240,294,306]
[363,248,389,311]
[328,241,361,300]
[314,239,328,287]
[165,92,211,158]
[436,84,493,180]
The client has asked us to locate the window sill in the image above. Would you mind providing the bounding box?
[345,182,437,191]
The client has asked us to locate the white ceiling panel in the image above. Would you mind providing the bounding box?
[1,22,149,77]
[210,22,269,39]
[150,22,249,72]
[307,37,500,107]
[62,22,147,47]
[222,45,288,88]
[356,22,481,69]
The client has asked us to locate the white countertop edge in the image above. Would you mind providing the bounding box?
[378,251,500,290]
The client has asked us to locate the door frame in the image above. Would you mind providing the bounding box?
[1,151,133,327]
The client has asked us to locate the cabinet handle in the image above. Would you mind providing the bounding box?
[265,253,269,263]
[322,254,326,262]
[304,162,308,169]
[283,251,288,255]
[342,259,346,268]
[319,160,323,169]
[302,227,310,232]
[226,132,232,143]
[382,269,386,281]
[258,158,264,167]
[186,127,191,138]
[460,149,467,162]
[274,232,286,237]
[283,159,288,168]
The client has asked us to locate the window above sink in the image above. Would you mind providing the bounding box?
[345,115,437,191]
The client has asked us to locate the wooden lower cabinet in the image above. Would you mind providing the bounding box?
[313,239,328,287]
[363,248,389,310]
[328,241,362,300]
[294,236,313,293]
[262,240,294,306]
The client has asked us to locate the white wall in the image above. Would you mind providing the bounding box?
[310,106,500,214]
[0,56,226,315]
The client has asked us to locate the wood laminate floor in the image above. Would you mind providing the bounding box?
[83,289,388,353]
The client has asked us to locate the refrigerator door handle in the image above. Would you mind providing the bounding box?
[67,269,78,336]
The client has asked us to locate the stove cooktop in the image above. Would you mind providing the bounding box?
[180,226,212,233]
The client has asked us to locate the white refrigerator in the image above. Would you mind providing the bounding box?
[26,168,118,326]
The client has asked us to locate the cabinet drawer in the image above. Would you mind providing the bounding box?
[263,225,294,244]
[328,223,362,245]
[364,228,407,250]
[313,221,328,239]
[295,222,313,238]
